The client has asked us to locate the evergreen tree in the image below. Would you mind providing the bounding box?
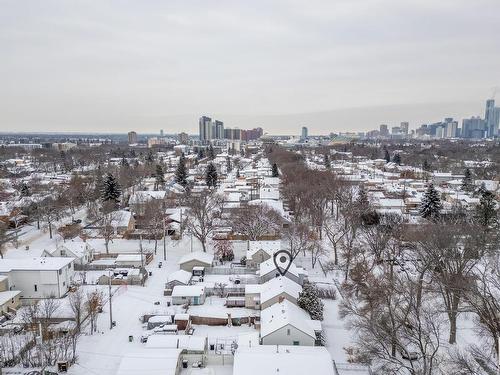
[422,159,431,172]
[271,163,279,177]
[175,154,188,187]
[419,183,442,221]
[461,168,473,192]
[297,282,324,320]
[154,164,165,191]
[384,148,391,163]
[236,168,240,178]
[206,163,218,188]
[208,144,215,160]
[475,182,487,197]
[20,183,31,197]
[120,157,129,167]
[100,173,121,206]
[145,150,154,164]
[324,154,331,169]
[475,189,497,229]
[392,153,401,165]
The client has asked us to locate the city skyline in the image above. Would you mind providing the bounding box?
[1,1,499,134]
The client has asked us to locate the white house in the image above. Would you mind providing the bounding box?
[0,257,75,299]
[234,345,334,375]
[259,185,280,200]
[260,300,318,346]
[171,285,206,305]
[42,239,94,265]
[258,259,308,286]
[259,276,302,310]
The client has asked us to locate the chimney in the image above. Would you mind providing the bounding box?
[278,295,285,304]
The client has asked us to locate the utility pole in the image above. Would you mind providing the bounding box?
[140,235,144,269]
[163,216,167,261]
[108,269,113,330]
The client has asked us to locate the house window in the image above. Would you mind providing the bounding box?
[59,269,62,275]
[293,341,300,346]
[34,285,38,292]
[287,329,291,336]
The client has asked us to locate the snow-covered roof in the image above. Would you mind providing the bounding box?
[116,349,182,375]
[0,257,74,273]
[258,259,307,278]
[244,284,262,294]
[171,285,205,297]
[234,345,334,375]
[148,315,172,324]
[129,190,166,204]
[115,254,144,263]
[260,276,302,303]
[57,240,91,258]
[0,290,21,306]
[146,335,206,351]
[260,300,315,339]
[247,240,281,258]
[166,270,191,285]
[177,251,213,266]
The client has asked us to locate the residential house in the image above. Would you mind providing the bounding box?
[0,257,75,299]
[233,346,334,375]
[246,240,280,268]
[164,270,192,296]
[116,349,182,375]
[171,285,206,305]
[258,259,308,286]
[260,300,319,346]
[259,276,302,310]
[42,239,94,265]
[0,275,21,315]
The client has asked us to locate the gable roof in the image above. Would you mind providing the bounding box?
[166,270,192,285]
[178,251,213,266]
[234,346,334,375]
[258,259,307,279]
[260,276,302,303]
[260,300,315,339]
[247,240,281,258]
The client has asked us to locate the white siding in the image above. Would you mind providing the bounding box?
[261,324,315,346]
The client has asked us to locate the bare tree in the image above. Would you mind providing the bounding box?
[0,221,7,259]
[231,204,282,241]
[68,288,85,333]
[184,191,222,252]
[143,200,165,254]
[419,222,479,344]
[86,289,104,335]
[464,256,500,356]
[99,204,122,254]
[283,222,316,260]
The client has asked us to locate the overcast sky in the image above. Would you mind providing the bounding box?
[1,0,499,135]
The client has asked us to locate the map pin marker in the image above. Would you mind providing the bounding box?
[273,250,293,276]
